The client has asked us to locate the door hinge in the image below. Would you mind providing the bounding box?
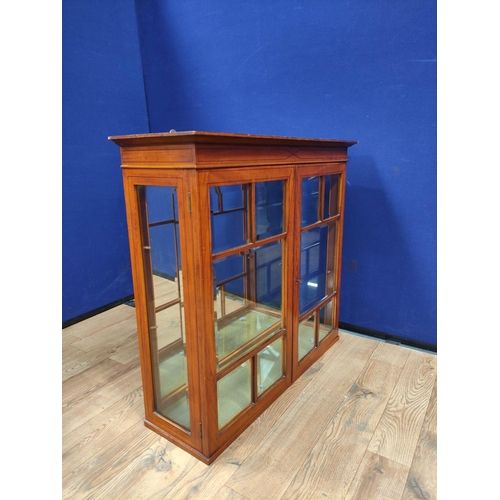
[188,192,192,214]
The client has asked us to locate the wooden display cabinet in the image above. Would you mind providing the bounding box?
[109,131,357,463]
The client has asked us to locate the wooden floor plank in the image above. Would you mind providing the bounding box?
[62,331,138,382]
[90,436,199,500]
[62,420,158,500]
[225,333,379,500]
[62,333,82,349]
[62,304,437,500]
[163,460,240,500]
[280,358,402,500]
[345,450,409,500]
[402,378,437,500]
[367,350,437,467]
[62,387,144,475]
[63,358,135,412]
[71,318,137,353]
[62,343,87,366]
[213,486,250,500]
[64,305,136,341]
[370,341,412,368]
[108,334,140,365]
[220,335,344,465]
[62,363,142,436]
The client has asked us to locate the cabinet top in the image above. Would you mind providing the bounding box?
[108,130,357,149]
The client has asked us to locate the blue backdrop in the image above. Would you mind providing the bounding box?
[63,0,436,347]
[62,0,148,324]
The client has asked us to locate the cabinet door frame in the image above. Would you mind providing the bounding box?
[196,165,296,459]
[122,168,204,456]
[291,162,347,382]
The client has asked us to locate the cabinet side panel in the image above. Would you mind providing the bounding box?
[121,169,203,452]
[122,171,156,417]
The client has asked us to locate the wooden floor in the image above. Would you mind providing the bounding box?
[62,304,437,500]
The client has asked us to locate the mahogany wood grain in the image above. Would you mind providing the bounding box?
[109,132,357,463]
[109,130,357,148]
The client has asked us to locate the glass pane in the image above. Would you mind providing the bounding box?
[324,174,339,219]
[319,300,334,343]
[301,176,320,227]
[155,305,190,429]
[213,253,245,283]
[298,314,315,361]
[210,184,249,254]
[145,186,182,308]
[213,241,283,370]
[157,304,185,350]
[255,240,283,310]
[256,180,284,240]
[299,225,328,315]
[141,185,190,430]
[146,185,177,223]
[214,276,246,322]
[150,223,179,279]
[217,361,252,429]
[257,337,284,396]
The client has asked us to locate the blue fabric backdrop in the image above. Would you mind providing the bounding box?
[63,0,436,347]
[62,0,148,323]
[135,0,437,346]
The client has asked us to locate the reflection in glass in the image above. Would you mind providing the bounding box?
[141,185,190,430]
[298,314,315,361]
[324,174,339,219]
[301,176,320,227]
[156,305,185,350]
[319,301,334,343]
[214,281,245,321]
[213,253,244,284]
[146,185,177,224]
[257,337,284,396]
[256,180,284,240]
[157,307,189,428]
[210,184,249,254]
[146,186,182,308]
[213,241,283,370]
[299,226,328,314]
[217,361,252,429]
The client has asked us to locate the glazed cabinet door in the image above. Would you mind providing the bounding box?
[197,166,296,458]
[292,163,346,381]
[122,171,202,454]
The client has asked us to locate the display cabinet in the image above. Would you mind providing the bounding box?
[109,131,357,463]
